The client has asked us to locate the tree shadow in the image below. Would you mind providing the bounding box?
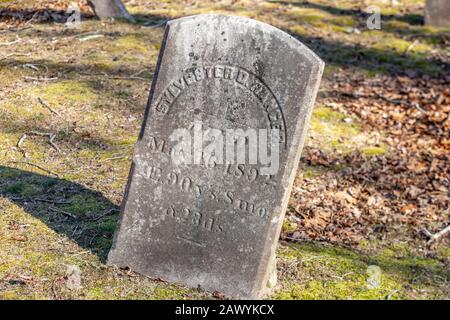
[283,241,450,292]
[0,165,121,262]
[268,1,448,46]
[2,27,447,82]
[132,13,169,26]
[289,29,449,76]
[268,0,424,25]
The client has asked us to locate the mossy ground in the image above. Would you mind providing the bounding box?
[0,0,448,299]
[275,242,449,300]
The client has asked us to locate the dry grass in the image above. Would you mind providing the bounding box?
[0,0,448,299]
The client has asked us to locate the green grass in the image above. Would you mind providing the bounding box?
[275,242,449,300]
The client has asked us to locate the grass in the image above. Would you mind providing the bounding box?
[275,242,449,300]
[0,0,448,300]
[308,106,387,156]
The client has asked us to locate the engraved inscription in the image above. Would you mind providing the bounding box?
[136,165,270,225]
[153,65,287,145]
[166,205,225,233]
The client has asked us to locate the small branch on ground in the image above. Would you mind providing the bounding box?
[10,161,59,177]
[92,208,120,221]
[16,133,28,158]
[49,135,62,153]
[403,40,418,56]
[29,130,61,153]
[16,133,27,148]
[33,198,72,205]
[79,34,104,42]
[109,75,148,81]
[0,52,31,61]
[424,225,450,244]
[25,76,58,82]
[38,97,61,116]
[99,155,129,162]
[0,27,31,35]
[0,38,21,46]
[22,63,39,71]
[385,290,399,300]
[49,206,76,219]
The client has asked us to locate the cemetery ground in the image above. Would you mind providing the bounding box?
[0,0,448,299]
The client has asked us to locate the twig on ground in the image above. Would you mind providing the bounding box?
[131,69,149,78]
[33,198,72,205]
[22,63,49,74]
[424,225,450,244]
[74,31,100,38]
[109,75,148,81]
[88,232,102,246]
[17,134,27,148]
[49,206,76,219]
[29,131,61,153]
[73,227,87,241]
[51,282,59,300]
[22,63,39,71]
[16,133,28,158]
[79,71,150,81]
[79,34,104,42]
[92,208,120,221]
[386,289,399,300]
[70,250,91,256]
[403,40,418,56]
[11,160,59,177]
[0,38,21,46]
[49,135,61,153]
[23,11,40,25]
[0,27,31,34]
[29,130,52,137]
[0,52,31,61]
[70,225,80,238]
[24,76,58,82]
[9,196,24,201]
[99,155,128,162]
[37,97,61,116]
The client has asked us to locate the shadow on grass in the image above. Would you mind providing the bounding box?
[1,5,447,77]
[290,31,448,76]
[2,31,447,81]
[1,164,447,296]
[270,1,448,47]
[0,165,120,262]
[283,241,449,292]
[268,0,424,25]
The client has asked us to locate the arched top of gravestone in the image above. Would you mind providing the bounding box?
[164,14,324,70]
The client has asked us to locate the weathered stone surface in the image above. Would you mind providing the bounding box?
[108,14,323,299]
[425,0,450,27]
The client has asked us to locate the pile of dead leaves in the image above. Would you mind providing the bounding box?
[0,0,93,28]
[285,73,449,250]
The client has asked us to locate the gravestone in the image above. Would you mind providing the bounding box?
[425,0,450,27]
[108,14,324,299]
